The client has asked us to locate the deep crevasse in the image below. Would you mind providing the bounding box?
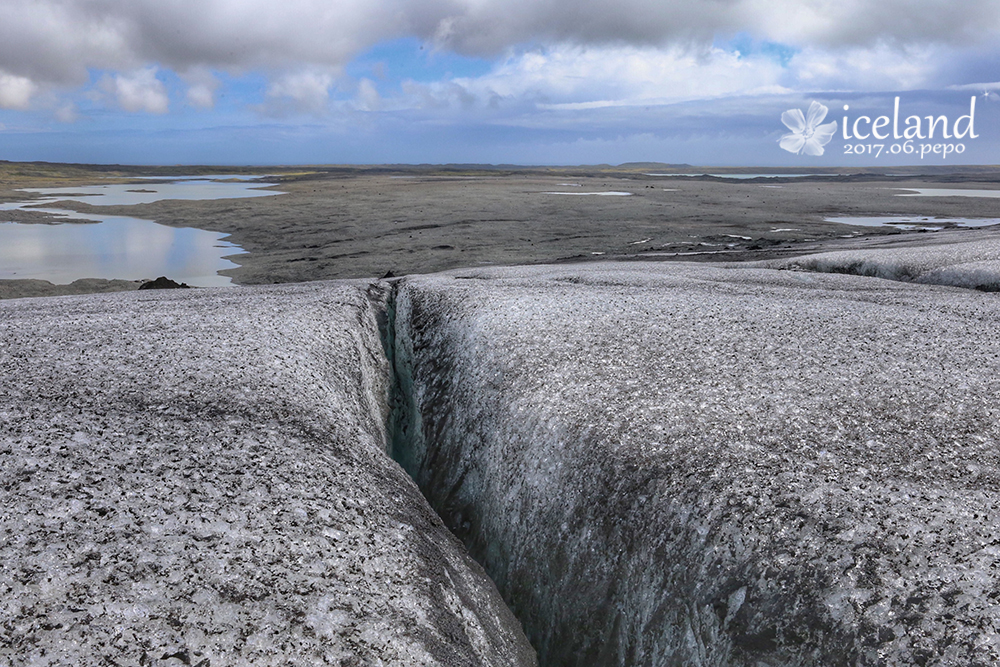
[390,261,1000,667]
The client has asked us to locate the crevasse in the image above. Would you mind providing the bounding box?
[378,262,1000,667]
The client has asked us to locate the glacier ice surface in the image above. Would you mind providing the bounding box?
[394,259,1000,666]
[0,282,535,667]
[761,237,1000,291]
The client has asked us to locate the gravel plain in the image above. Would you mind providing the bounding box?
[3,165,1000,296]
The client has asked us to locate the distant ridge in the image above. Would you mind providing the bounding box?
[616,162,693,169]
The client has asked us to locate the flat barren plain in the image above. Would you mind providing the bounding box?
[2,162,1000,295]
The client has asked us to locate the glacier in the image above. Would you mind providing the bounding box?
[4,237,1000,666]
[760,237,1000,291]
[392,260,1000,666]
[0,282,535,666]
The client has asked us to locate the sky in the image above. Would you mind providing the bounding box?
[0,0,998,166]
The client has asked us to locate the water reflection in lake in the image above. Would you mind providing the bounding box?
[0,215,245,287]
[0,176,281,287]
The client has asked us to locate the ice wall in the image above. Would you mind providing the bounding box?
[761,237,1000,291]
[394,262,1000,666]
[0,282,535,666]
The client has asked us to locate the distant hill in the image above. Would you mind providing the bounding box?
[616,162,693,169]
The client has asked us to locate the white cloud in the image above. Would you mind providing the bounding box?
[55,102,77,122]
[182,68,219,109]
[102,68,169,113]
[0,0,995,86]
[186,83,216,109]
[787,44,940,91]
[950,81,1000,91]
[388,41,939,116]
[265,69,335,114]
[0,0,994,119]
[355,78,382,111]
[466,45,790,107]
[0,71,37,109]
[952,81,1000,101]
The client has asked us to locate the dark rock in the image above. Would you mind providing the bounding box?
[139,276,191,290]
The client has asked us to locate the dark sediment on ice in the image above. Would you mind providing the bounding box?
[0,282,535,666]
[392,260,1000,666]
[7,239,1000,666]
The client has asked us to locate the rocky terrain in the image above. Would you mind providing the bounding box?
[3,164,1000,297]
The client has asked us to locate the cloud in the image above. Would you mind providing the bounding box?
[55,102,78,122]
[949,80,1000,92]
[186,84,216,110]
[463,45,790,107]
[264,69,335,115]
[0,71,37,109]
[0,0,404,87]
[0,0,996,88]
[751,0,1000,49]
[101,67,169,113]
[387,41,941,117]
[182,68,220,109]
[0,0,996,126]
[786,44,942,91]
[418,0,1000,55]
[355,78,382,111]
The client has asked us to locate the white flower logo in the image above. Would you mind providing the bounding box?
[779,100,838,156]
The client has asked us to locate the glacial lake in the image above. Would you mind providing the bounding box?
[826,215,1000,231]
[13,176,281,207]
[543,191,633,196]
[646,173,841,179]
[0,176,283,286]
[896,188,1000,199]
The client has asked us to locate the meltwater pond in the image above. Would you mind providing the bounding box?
[826,215,1000,231]
[897,188,1000,198]
[0,215,245,286]
[14,176,282,207]
[0,176,283,287]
